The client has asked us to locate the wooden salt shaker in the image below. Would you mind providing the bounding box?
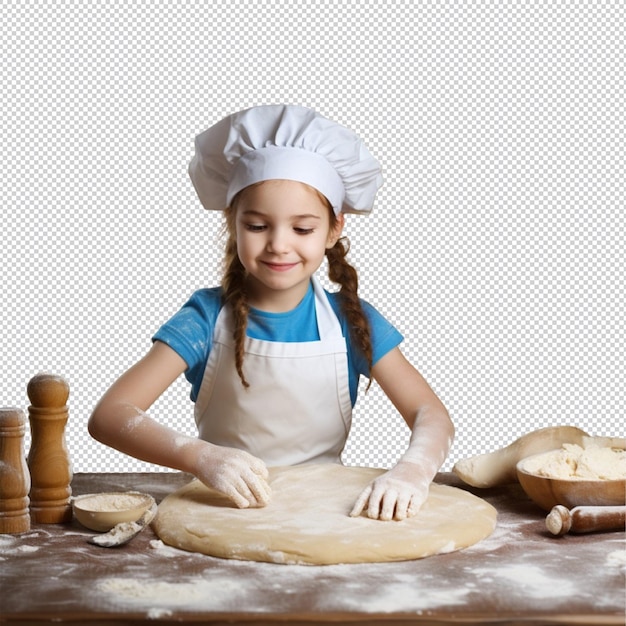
[0,408,31,533]
[27,374,73,523]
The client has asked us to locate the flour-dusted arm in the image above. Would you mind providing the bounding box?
[88,341,271,509]
[350,347,454,521]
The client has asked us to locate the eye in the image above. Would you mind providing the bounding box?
[245,223,267,232]
[294,227,315,235]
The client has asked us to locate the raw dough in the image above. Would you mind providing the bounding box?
[153,464,497,565]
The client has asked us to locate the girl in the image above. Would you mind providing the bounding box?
[89,105,454,522]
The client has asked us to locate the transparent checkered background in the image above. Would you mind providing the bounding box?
[2,2,624,473]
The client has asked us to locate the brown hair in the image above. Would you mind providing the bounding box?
[221,186,373,388]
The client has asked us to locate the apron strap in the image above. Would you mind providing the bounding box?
[311,276,344,341]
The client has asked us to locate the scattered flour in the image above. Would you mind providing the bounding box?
[519,444,626,480]
[98,576,242,608]
[337,572,471,613]
[469,563,576,600]
[147,607,173,619]
[606,549,626,570]
[0,536,17,549]
[17,544,39,553]
[95,563,478,616]
[148,539,186,556]
[0,535,41,555]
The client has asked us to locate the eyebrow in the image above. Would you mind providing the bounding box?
[241,210,322,220]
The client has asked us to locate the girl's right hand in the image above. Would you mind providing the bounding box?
[192,442,272,509]
[88,341,272,509]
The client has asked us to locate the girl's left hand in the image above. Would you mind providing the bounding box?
[349,461,430,521]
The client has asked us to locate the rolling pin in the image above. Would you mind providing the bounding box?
[546,504,626,536]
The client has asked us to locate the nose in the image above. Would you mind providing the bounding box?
[266,227,290,254]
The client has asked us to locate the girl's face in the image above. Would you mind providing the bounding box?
[234,180,343,312]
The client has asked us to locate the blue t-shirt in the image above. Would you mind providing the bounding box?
[153,281,403,406]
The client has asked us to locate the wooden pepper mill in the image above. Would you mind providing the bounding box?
[27,373,73,523]
[0,408,31,533]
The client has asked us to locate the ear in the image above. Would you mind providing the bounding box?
[326,212,345,249]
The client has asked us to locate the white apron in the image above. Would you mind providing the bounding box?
[194,277,353,466]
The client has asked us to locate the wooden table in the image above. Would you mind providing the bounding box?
[1,472,624,625]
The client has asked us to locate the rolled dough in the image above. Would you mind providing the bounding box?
[153,465,497,565]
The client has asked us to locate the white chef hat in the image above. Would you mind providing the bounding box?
[188,104,383,215]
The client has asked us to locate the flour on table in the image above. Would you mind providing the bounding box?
[147,608,173,619]
[471,563,576,599]
[17,544,39,553]
[0,535,40,555]
[148,538,185,556]
[338,573,473,613]
[153,464,497,565]
[98,577,240,605]
[606,548,626,570]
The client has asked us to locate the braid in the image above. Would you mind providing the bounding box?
[221,205,250,388]
[326,235,374,389]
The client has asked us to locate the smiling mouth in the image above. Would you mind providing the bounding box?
[262,262,298,272]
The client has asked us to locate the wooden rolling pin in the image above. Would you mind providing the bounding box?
[546,504,626,536]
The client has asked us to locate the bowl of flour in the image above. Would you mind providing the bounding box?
[73,492,155,532]
[516,441,626,511]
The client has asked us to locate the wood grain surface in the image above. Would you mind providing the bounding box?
[1,472,624,625]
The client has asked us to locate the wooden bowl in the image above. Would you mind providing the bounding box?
[73,492,155,532]
[516,456,626,512]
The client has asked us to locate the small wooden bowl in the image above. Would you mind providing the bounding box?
[73,492,154,532]
[516,455,626,512]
